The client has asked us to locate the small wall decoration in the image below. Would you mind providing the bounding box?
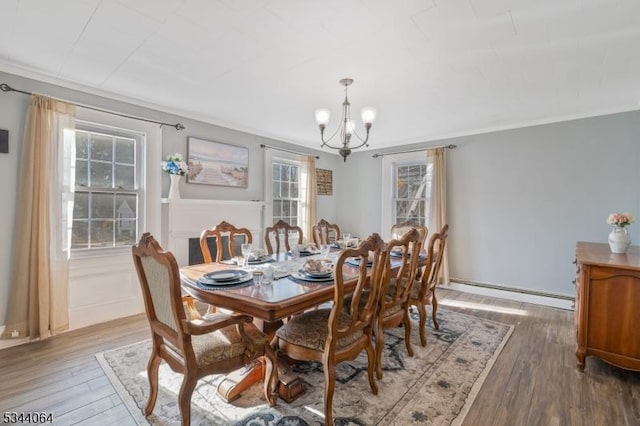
[316,168,333,196]
[187,137,249,187]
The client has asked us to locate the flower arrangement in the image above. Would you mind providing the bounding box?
[606,212,635,228]
[161,153,188,175]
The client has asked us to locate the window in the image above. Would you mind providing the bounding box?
[272,161,301,225]
[381,152,434,238]
[71,123,143,250]
[393,163,432,226]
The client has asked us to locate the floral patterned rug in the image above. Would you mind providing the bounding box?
[97,310,513,425]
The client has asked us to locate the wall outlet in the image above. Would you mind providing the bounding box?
[11,330,19,338]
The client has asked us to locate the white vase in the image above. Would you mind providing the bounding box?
[168,174,181,199]
[608,226,631,254]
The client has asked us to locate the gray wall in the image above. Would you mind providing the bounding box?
[340,111,640,297]
[0,71,340,325]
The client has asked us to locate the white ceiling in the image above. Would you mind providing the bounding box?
[1,0,639,152]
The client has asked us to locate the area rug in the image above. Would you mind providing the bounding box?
[97,310,513,425]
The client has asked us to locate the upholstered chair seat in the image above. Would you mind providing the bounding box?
[275,309,363,351]
[190,316,269,367]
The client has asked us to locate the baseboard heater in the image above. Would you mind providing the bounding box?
[449,278,574,301]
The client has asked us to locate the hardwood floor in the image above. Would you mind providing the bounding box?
[0,289,638,425]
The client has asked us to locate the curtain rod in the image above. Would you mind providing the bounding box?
[0,83,185,131]
[260,143,320,159]
[371,144,457,158]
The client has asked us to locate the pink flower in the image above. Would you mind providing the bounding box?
[606,212,635,227]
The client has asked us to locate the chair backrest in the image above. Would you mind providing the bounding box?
[381,228,422,315]
[417,224,449,299]
[132,233,186,349]
[390,220,428,248]
[200,220,253,263]
[312,219,341,246]
[264,219,304,254]
[329,233,386,350]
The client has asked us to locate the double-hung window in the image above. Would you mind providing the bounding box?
[393,163,432,226]
[71,122,143,251]
[271,161,302,226]
[381,152,434,238]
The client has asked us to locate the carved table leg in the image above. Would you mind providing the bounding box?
[217,319,306,403]
[217,358,265,402]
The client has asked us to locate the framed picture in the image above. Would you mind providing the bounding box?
[316,168,333,196]
[187,137,249,187]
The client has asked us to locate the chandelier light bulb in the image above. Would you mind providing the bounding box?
[315,108,331,126]
[345,119,356,135]
[361,107,376,125]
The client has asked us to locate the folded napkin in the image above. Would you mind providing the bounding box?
[303,259,333,274]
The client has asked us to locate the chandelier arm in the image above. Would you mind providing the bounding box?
[348,135,370,150]
[320,127,346,150]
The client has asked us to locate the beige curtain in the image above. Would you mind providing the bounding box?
[2,95,76,340]
[427,147,450,284]
[304,156,318,243]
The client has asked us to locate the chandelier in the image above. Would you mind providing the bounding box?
[315,78,376,162]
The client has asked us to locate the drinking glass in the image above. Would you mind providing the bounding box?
[290,241,300,259]
[320,244,331,259]
[342,232,351,247]
[252,270,264,286]
[241,243,252,267]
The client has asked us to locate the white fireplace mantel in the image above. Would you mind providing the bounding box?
[161,198,265,266]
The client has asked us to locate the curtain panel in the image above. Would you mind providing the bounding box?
[2,95,76,340]
[304,156,318,242]
[427,147,450,284]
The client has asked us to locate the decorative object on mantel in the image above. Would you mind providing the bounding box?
[161,153,188,199]
[606,212,635,254]
[315,78,376,162]
[187,137,248,187]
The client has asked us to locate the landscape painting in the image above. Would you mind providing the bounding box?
[186,137,249,187]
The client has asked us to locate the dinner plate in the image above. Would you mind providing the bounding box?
[248,256,274,265]
[390,250,424,259]
[197,275,253,287]
[291,271,335,282]
[346,258,373,267]
[298,269,332,278]
[202,269,249,283]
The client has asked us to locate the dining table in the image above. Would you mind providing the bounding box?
[180,249,423,402]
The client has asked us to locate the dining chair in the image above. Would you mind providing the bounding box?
[273,233,386,426]
[264,219,304,255]
[200,220,253,263]
[132,233,277,425]
[390,219,428,247]
[408,224,448,346]
[312,219,341,246]
[373,228,422,379]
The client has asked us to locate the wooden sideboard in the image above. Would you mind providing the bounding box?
[574,241,640,371]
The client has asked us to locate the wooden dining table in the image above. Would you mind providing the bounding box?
[180,251,419,402]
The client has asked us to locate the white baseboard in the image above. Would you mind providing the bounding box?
[0,324,30,350]
[448,281,574,311]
